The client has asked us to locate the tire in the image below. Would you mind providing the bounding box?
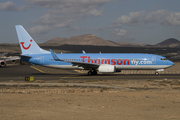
[92,70,97,75]
[155,72,159,76]
[87,71,92,75]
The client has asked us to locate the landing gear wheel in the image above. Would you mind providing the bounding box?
[155,72,159,76]
[87,70,97,75]
[92,70,97,75]
[87,71,92,75]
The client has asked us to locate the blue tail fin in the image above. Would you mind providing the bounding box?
[15,25,50,55]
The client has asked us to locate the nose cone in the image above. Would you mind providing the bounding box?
[168,60,174,66]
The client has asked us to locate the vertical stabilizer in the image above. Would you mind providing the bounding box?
[15,25,50,55]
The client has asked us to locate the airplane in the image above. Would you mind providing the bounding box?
[0,53,20,67]
[15,25,174,75]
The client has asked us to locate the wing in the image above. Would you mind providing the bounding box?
[0,57,20,61]
[49,49,99,70]
[2,53,32,59]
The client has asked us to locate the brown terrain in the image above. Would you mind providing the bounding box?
[155,38,180,48]
[44,34,119,46]
[1,78,180,120]
[1,34,180,54]
[44,34,180,48]
[44,34,148,47]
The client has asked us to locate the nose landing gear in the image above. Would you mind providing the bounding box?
[155,69,164,76]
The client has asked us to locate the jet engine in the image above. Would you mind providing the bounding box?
[12,60,16,64]
[98,64,115,73]
[0,60,6,67]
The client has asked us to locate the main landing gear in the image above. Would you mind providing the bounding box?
[87,70,97,75]
[155,72,159,76]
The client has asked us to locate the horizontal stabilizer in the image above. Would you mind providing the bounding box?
[20,55,32,58]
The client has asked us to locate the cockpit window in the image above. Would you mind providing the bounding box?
[161,58,168,60]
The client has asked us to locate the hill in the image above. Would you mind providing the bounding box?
[155,38,180,47]
[44,35,180,48]
[44,34,119,46]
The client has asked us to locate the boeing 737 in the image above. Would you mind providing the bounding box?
[0,53,20,67]
[15,25,174,75]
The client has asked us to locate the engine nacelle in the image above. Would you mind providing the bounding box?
[12,60,16,64]
[98,64,115,73]
[0,60,6,67]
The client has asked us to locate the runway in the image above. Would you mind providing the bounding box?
[0,65,180,82]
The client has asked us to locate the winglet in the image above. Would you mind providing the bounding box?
[49,49,61,61]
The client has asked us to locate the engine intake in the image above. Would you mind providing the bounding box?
[0,60,6,67]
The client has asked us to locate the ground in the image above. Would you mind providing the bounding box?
[0,79,180,120]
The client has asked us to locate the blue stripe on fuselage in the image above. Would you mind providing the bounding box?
[21,53,172,66]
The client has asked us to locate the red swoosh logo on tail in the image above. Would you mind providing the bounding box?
[20,39,33,50]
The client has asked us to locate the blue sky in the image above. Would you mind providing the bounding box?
[0,0,180,44]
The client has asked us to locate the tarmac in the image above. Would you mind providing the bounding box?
[0,64,180,82]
